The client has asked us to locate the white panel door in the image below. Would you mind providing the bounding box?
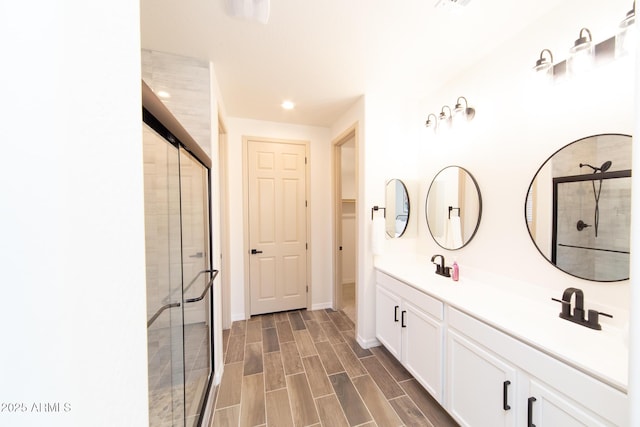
[248,140,307,315]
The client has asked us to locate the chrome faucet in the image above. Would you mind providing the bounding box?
[552,287,612,330]
[431,254,451,277]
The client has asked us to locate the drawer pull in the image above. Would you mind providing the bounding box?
[394,305,399,322]
[528,396,536,427]
[401,310,407,328]
[502,380,511,411]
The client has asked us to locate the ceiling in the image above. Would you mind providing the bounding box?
[140,0,562,127]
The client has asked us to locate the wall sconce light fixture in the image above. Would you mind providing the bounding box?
[532,49,554,82]
[533,5,635,82]
[567,28,595,77]
[425,113,438,131]
[439,105,452,129]
[425,97,476,136]
[453,96,476,122]
[616,1,636,58]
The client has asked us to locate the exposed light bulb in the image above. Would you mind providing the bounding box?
[281,100,295,110]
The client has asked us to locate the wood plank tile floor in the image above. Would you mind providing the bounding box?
[210,309,459,427]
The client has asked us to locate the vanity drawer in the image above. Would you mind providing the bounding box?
[376,271,443,321]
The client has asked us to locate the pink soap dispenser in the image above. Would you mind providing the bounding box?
[452,261,459,282]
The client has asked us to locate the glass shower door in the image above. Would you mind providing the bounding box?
[143,123,186,426]
[179,147,212,426]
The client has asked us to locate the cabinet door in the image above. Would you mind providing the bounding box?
[375,285,402,358]
[447,330,517,427]
[402,301,443,402]
[528,380,613,427]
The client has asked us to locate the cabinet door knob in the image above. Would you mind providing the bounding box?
[503,380,511,411]
[394,305,399,322]
[528,396,537,427]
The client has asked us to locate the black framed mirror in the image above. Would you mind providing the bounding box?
[525,133,632,282]
[426,166,482,250]
[385,179,410,238]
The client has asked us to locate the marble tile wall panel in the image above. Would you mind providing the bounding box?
[141,49,211,157]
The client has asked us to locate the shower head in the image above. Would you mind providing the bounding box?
[580,161,613,173]
[600,161,612,173]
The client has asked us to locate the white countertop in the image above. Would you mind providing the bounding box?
[374,254,629,392]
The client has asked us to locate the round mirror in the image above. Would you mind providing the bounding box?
[385,179,410,237]
[525,134,631,282]
[426,166,482,250]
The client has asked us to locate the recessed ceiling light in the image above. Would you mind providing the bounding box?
[157,90,171,99]
[281,101,295,110]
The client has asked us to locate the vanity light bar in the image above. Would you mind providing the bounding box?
[425,96,475,133]
[532,2,636,81]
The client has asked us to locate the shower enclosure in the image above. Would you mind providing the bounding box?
[553,169,631,281]
[143,106,215,426]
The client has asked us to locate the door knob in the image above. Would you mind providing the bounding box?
[250,249,263,254]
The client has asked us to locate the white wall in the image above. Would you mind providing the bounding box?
[363,0,635,347]
[1,2,148,426]
[226,118,333,320]
[416,1,633,313]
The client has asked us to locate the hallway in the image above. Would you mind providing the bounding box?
[211,309,458,427]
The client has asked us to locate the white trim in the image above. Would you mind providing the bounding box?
[312,302,334,311]
[357,335,380,349]
[231,312,247,322]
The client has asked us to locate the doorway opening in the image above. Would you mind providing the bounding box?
[333,125,358,323]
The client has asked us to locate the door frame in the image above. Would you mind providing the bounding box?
[218,116,231,329]
[242,136,311,319]
[332,124,359,317]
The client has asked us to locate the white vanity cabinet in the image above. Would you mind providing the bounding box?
[447,328,517,426]
[447,307,627,427]
[373,268,628,426]
[375,271,444,402]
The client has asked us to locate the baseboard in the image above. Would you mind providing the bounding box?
[311,302,333,311]
[231,312,246,322]
[357,334,380,349]
[233,304,333,320]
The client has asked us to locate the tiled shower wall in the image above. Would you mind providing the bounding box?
[142,49,211,156]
